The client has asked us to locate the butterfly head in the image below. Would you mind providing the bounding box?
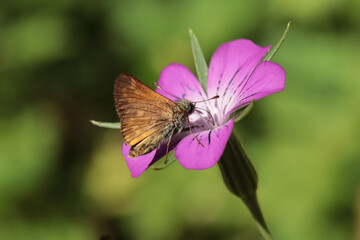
[177,100,195,115]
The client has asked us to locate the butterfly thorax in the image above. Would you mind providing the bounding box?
[175,100,195,115]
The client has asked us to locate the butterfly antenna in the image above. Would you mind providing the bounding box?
[186,115,204,148]
[192,95,219,104]
[154,83,181,100]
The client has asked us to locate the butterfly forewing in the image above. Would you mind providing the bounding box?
[114,74,179,157]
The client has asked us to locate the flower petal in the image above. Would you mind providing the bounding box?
[224,61,286,120]
[121,133,185,177]
[175,120,234,170]
[122,144,157,178]
[207,40,270,117]
[156,63,207,101]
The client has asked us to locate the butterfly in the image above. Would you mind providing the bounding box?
[114,74,217,162]
[114,74,196,160]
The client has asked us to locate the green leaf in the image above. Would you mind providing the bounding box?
[189,28,208,92]
[90,120,121,129]
[262,21,291,62]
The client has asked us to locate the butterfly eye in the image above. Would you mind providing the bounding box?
[188,103,195,114]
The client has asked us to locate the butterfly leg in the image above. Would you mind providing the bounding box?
[183,125,205,131]
[164,128,175,164]
[186,115,205,147]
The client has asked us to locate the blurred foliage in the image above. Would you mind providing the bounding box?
[0,0,359,239]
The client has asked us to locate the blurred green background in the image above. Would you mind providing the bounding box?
[0,0,359,239]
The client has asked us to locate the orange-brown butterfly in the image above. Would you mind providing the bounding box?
[114,74,217,162]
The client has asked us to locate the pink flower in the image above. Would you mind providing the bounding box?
[122,39,285,177]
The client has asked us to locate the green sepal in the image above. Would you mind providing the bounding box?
[90,120,121,129]
[152,153,177,170]
[218,132,273,239]
[262,21,291,62]
[229,99,255,122]
[218,132,258,199]
[189,28,208,92]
